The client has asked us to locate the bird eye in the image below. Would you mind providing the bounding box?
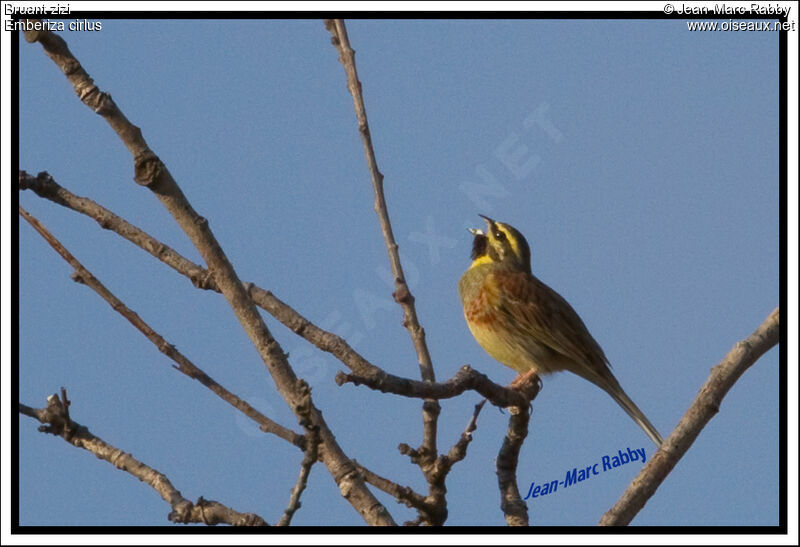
[494,230,506,241]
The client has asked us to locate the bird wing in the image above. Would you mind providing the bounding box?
[488,269,610,371]
[488,270,664,446]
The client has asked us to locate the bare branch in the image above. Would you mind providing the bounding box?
[409,399,488,526]
[24,27,396,525]
[349,368,537,526]
[496,374,539,527]
[325,18,436,386]
[441,399,487,470]
[400,399,486,480]
[18,171,536,520]
[17,170,383,381]
[18,205,304,450]
[276,431,318,526]
[20,391,268,526]
[20,206,405,524]
[19,176,422,522]
[325,19,441,478]
[497,409,531,526]
[599,307,780,526]
[336,364,534,409]
[352,460,431,521]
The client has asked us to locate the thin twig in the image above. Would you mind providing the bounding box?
[20,391,268,526]
[277,430,318,526]
[24,26,395,526]
[325,19,441,478]
[442,399,487,469]
[277,386,320,526]
[19,205,304,450]
[599,308,780,526]
[352,460,431,518]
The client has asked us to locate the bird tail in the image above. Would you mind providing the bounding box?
[591,370,664,447]
[606,382,664,447]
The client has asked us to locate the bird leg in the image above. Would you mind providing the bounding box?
[509,369,540,390]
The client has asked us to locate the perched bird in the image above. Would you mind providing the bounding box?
[458,215,663,447]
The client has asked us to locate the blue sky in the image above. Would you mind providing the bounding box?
[16,17,781,528]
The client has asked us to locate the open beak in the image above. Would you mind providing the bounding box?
[477,214,497,233]
[469,214,495,236]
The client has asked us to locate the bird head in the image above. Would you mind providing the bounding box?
[468,215,531,273]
